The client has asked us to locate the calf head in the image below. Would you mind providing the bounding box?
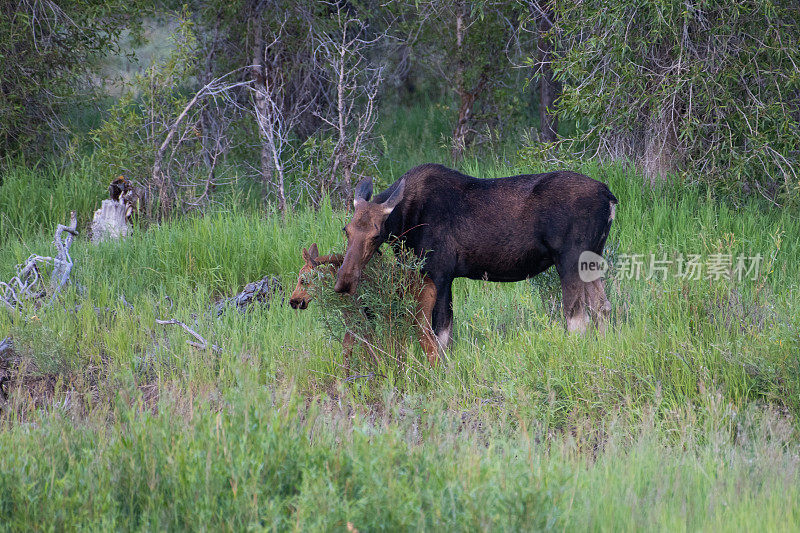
[289,244,320,309]
[334,177,405,295]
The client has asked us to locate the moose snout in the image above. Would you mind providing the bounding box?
[334,272,358,295]
[333,278,349,294]
[289,298,307,310]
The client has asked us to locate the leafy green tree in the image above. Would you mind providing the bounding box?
[551,0,800,198]
[0,0,143,157]
[406,1,524,160]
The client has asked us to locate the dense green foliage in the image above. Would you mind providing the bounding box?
[313,244,426,372]
[0,0,143,156]
[552,0,800,195]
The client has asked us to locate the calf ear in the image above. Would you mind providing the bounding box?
[308,243,319,260]
[301,247,311,263]
[381,179,405,214]
[354,177,373,206]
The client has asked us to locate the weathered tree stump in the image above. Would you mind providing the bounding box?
[90,199,130,244]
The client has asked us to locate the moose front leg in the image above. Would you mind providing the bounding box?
[432,278,454,356]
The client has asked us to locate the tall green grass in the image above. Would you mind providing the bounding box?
[0,157,106,247]
[1,160,797,416]
[0,389,798,530]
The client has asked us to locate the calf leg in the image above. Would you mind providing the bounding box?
[413,276,439,366]
[342,330,355,371]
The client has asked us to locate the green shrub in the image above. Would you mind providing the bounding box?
[313,245,427,373]
[548,0,800,201]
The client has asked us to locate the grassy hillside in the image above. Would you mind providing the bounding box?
[1,102,799,529]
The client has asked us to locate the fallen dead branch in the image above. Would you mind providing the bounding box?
[0,212,78,312]
[156,318,220,353]
[213,275,282,316]
[0,337,12,358]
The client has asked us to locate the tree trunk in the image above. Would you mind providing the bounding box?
[250,10,277,211]
[641,43,680,184]
[333,58,353,204]
[198,16,220,192]
[642,103,679,184]
[451,3,469,161]
[537,4,560,143]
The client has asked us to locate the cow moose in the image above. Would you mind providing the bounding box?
[334,164,617,363]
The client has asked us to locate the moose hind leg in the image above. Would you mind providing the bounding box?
[584,279,612,333]
[557,256,590,334]
[432,279,454,354]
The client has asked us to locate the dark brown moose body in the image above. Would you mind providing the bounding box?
[334,164,617,363]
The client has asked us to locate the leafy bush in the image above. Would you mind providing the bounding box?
[0,1,142,156]
[312,245,426,372]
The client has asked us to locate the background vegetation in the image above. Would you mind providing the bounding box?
[1,0,799,530]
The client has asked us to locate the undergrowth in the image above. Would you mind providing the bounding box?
[313,244,426,381]
[1,115,799,528]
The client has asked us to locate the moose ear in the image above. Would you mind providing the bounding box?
[381,179,405,215]
[302,246,318,267]
[353,177,373,206]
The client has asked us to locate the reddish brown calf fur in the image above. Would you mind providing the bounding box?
[289,244,439,366]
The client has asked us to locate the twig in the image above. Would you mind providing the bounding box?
[156,318,220,353]
[0,337,12,358]
[343,372,386,383]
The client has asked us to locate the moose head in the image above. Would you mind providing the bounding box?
[334,177,405,295]
[289,244,321,310]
